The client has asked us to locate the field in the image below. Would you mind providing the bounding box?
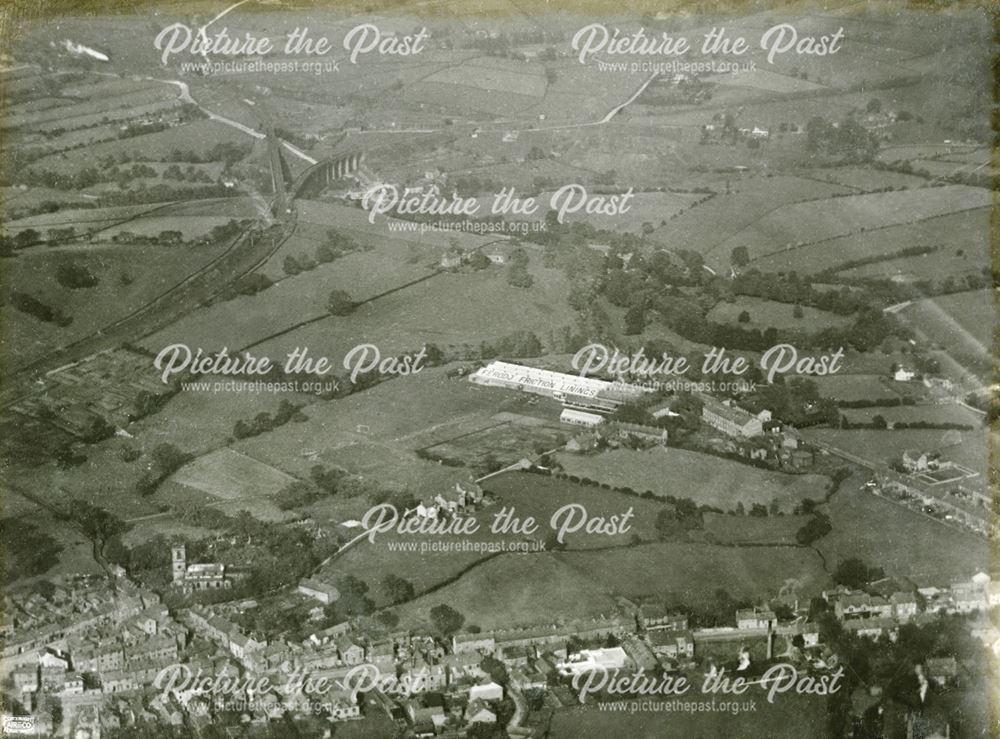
[171,449,296,500]
[706,297,850,331]
[554,448,830,513]
[706,185,990,267]
[701,513,811,546]
[146,244,576,370]
[0,239,233,368]
[817,474,987,587]
[646,175,851,258]
[332,472,673,612]
[898,289,993,358]
[26,119,255,174]
[750,206,990,275]
[556,541,830,608]
[808,374,902,403]
[809,166,929,192]
[395,552,619,631]
[840,403,982,428]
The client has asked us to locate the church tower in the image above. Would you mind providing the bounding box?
[171,544,186,584]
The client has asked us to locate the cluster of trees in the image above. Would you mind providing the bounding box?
[55,262,99,289]
[217,273,272,302]
[283,231,362,277]
[158,141,251,165]
[506,247,533,288]
[654,499,704,540]
[430,603,465,635]
[10,292,72,326]
[380,573,416,604]
[326,289,355,316]
[135,443,194,496]
[479,329,544,359]
[233,399,307,440]
[0,519,63,583]
[805,115,880,162]
[795,511,832,545]
[275,465,345,511]
[161,163,214,183]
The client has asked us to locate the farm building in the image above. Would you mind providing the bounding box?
[298,579,341,605]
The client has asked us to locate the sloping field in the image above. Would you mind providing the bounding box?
[750,206,988,275]
[647,175,851,258]
[708,185,989,266]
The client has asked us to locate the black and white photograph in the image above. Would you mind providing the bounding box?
[0,1,996,736]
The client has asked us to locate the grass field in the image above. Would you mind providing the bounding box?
[701,513,811,545]
[840,403,982,428]
[554,448,830,513]
[395,552,619,631]
[0,239,232,369]
[750,206,989,275]
[817,473,987,587]
[808,374,902,403]
[171,449,296,500]
[708,185,990,266]
[555,541,829,608]
[810,166,929,192]
[707,297,851,331]
[898,289,992,358]
[26,119,253,173]
[646,175,851,259]
[327,472,671,607]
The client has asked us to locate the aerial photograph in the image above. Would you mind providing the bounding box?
[0,0,995,737]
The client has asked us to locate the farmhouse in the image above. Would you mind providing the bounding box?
[698,394,768,438]
[901,449,950,473]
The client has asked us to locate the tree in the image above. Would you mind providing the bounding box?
[282,255,302,276]
[315,243,336,263]
[430,603,465,636]
[151,443,192,474]
[326,289,355,316]
[380,574,415,605]
[56,262,99,289]
[623,304,645,335]
[833,558,883,589]
[737,310,751,324]
[467,251,491,270]
[793,304,804,319]
[871,414,888,430]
